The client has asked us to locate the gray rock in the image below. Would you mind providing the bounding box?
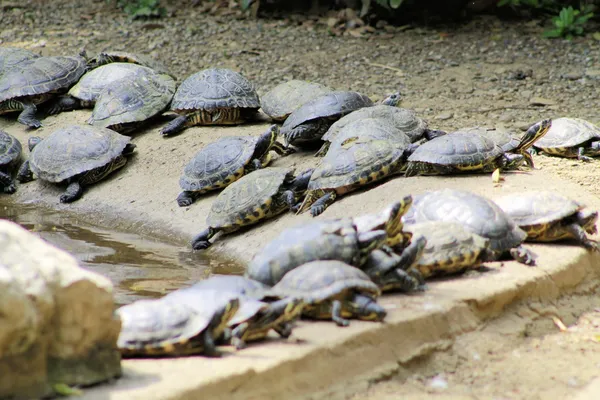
[0,220,121,399]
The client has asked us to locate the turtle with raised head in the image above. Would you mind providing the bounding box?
[495,191,599,250]
[191,167,313,250]
[272,260,387,327]
[0,130,22,194]
[160,68,260,136]
[17,125,135,203]
[532,117,600,161]
[260,79,333,122]
[177,125,291,207]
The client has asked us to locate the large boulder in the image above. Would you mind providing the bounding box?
[0,220,121,399]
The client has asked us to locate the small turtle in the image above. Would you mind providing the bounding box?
[47,63,156,114]
[0,130,23,194]
[177,125,291,207]
[260,80,333,122]
[116,290,239,357]
[494,191,599,250]
[317,106,445,156]
[403,189,535,265]
[281,91,400,147]
[532,117,600,161]
[160,68,260,136]
[0,55,87,128]
[0,47,39,74]
[17,125,136,203]
[169,283,305,349]
[297,139,407,217]
[246,217,387,286]
[404,221,491,278]
[87,71,176,133]
[88,50,173,77]
[272,260,387,327]
[191,167,313,250]
[404,119,551,176]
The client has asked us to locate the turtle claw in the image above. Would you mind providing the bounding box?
[177,191,195,207]
[192,240,212,250]
[310,204,325,217]
[510,246,536,266]
[3,184,16,194]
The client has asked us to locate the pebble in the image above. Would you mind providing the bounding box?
[585,69,600,78]
[529,97,555,106]
[562,72,583,80]
[435,112,453,121]
[498,113,513,122]
[429,375,449,390]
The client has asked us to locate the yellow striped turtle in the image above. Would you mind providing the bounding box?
[532,117,600,161]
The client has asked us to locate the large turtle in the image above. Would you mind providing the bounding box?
[297,139,407,217]
[260,80,333,122]
[160,68,260,136]
[0,47,39,74]
[87,71,176,133]
[16,125,135,203]
[47,63,156,114]
[272,260,387,327]
[404,221,491,278]
[191,167,313,250]
[404,119,552,177]
[0,130,23,194]
[281,91,400,147]
[177,125,291,207]
[532,117,600,161]
[88,50,173,77]
[494,191,599,250]
[116,290,239,357]
[0,55,87,128]
[403,189,536,265]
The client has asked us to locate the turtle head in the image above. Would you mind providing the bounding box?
[578,208,599,235]
[515,119,552,167]
[381,92,401,107]
[501,153,526,170]
[28,136,43,152]
[348,293,387,322]
[255,125,280,158]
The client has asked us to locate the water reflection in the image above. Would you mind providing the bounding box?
[0,202,243,306]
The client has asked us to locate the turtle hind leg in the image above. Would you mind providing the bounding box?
[330,300,350,327]
[201,329,221,357]
[191,227,217,250]
[177,191,198,207]
[564,222,600,251]
[0,171,16,194]
[60,182,83,203]
[577,147,595,162]
[160,115,188,137]
[310,191,337,217]
[509,245,537,266]
[16,160,33,183]
[230,323,250,350]
[17,101,42,129]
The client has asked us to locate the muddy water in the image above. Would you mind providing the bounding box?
[0,201,244,306]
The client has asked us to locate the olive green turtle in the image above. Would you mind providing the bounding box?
[177,125,291,207]
[260,79,333,122]
[272,260,387,327]
[0,130,22,194]
[532,117,600,161]
[494,191,599,250]
[17,125,135,203]
[116,290,239,357]
[191,167,313,250]
[160,68,260,136]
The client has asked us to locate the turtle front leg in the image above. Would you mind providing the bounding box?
[0,171,16,194]
[577,147,595,162]
[16,160,34,183]
[191,227,217,250]
[177,191,199,207]
[284,121,322,147]
[310,191,337,217]
[160,115,188,137]
[46,96,81,115]
[330,300,350,327]
[201,329,221,357]
[60,181,84,203]
[509,245,537,266]
[274,322,293,338]
[564,222,600,251]
[392,235,427,271]
[17,101,42,129]
[230,323,250,350]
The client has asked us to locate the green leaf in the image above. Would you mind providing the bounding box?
[592,32,600,41]
[390,0,404,9]
[543,29,562,38]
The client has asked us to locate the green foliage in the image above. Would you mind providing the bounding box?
[374,0,405,9]
[543,5,594,38]
[116,0,166,19]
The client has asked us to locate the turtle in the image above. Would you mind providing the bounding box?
[87,71,176,133]
[494,191,599,250]
[404,221,492,279]
[272,260,387,327]
[281,91,400,147]
[0,47,39,74]
[316,106,446,156]
[403,189,536,265]
[404,119,552,176]
[0,55,88,128]
[260,80,333,122]
[47,63,156,115]
[297,139,407,217]
[191,167,313,250]
[177,125,292,207]
[16,125,136,203]
[160,68,260,136]
[168,283,305,349]
[531,117,600,161]
[88,50,173,77]
[183,275,274,299]
[0,130,23,194]
[454,126,521,152]
[116,290,239,357]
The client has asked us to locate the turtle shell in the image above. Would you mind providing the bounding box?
[308,139,405,192]
[0,130,22,167]
[69,62,154,103]
[0,55,87,102]
[281,91,374,133]
[403,189,526,254]
[454,126,520,152]
[0,47,39,73]
[207,167,292,229]
[93,50,173,77]
[29,125,131,183]
[246,218,361,286]
[324,117,411,155]
[405,221,490,278]
[407,132,503,168]
[324,106,427,144]
[272,260,380,305]
[170,68,259,112]
[533,117,600,149]
[260,80,333,121]
[179,136,259,192]
[185,275,273,300]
